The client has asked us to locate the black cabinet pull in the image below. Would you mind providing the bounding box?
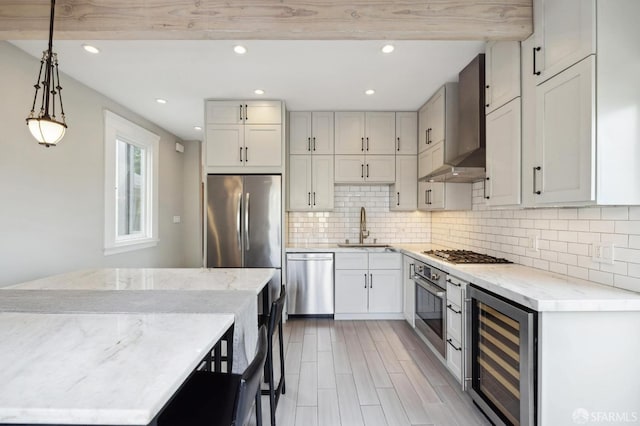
[446,278,461,287]
[244,104,248,120]
[397,137,400,152]
[447,304,462,314]
[446,338,462,351]
[425,129,428,146]
[366,164,369,178]
[533,47,541,76]
[313,137,316,151]
[370,273,373,288]
[313,192,316,206]
[239,147,243,162]
[308,137,311,152]
[533,166,542,194]
[427,128,432,144]
[308,192,311,206]
[397,192,400,206]
[366,137,369,151]
[244,147,248,162]
[361,137,364,152]
[364,273,367,288]
[484,176,490,200]
[361,164,364,178]
[239,104,243,121]
[425,189,428,205]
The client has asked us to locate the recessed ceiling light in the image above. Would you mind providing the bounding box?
[365,89,376,96]
[194,126,202,131]
[82,44,100,54]
[156,98,167,104]
[381,44,395,54]
[234,45,247,55]
[254,89,265,95]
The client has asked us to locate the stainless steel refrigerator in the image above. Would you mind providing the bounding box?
[206,175,282,305]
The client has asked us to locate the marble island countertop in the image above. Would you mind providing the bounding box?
[7,267,275,294]
[287,243,640,312]
[0,311,234,425]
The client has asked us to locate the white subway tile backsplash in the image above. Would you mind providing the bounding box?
[288,185,430,245]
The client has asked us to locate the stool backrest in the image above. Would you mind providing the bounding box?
[233,325,268,426]
[267,286,286,337]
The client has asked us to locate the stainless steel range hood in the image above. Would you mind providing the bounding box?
[423,54,486,183]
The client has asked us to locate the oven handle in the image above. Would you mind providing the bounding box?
[412,275,445,298]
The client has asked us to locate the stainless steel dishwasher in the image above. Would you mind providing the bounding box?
[286,253,334,316]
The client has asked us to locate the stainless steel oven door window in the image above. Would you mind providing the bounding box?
[414,275,447,357]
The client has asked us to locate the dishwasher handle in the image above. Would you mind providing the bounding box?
[287,253,334,261]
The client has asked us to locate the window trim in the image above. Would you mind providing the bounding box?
[104,110,160,255]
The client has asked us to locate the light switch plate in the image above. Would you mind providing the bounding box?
[172,215,181,224]
[592,243,615,265]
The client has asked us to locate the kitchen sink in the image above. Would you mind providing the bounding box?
[337,243,391,248]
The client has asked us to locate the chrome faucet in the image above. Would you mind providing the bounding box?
[359,207,370,244]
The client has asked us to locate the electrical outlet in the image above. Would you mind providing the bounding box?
[172,215,181,224]
[592,243,615,265]
[528,236,539,252]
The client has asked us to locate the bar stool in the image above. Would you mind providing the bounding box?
[261,285,286,426]
[158,325,268,426]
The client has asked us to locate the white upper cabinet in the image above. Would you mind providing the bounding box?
[288,155,334,211]
[395,112,418,155]
[289,112,334,155]
[485,98,522,206]
[485,41,521,114]
[534,56,595,204]
[391,156,417,211]
[427,87,446,146]
[206,100,282,124]
[417,84,458,168]
[418,181,472,212]
[335,155,395,184]
[205,100,283,171]
[533,0,596,84]
[335,112,396,155]
[418,140,444,180]
[335,112,366,154]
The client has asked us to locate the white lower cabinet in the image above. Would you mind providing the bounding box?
[402,255,415,327]
[334,252,403,319]
[445,275,468,386]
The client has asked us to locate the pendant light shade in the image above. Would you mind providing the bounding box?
[26,0,67,147]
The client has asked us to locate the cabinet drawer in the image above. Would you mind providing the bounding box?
[335,252,368,269]
[369,252,401,270]
[446,302,463,343]
[446,275,466,306]
[446,335,463,383]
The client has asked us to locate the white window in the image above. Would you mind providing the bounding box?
[104,110,159,255]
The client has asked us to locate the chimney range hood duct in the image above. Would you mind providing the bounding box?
[422,54,486,183]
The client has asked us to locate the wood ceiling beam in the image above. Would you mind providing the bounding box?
[0,1,532,41]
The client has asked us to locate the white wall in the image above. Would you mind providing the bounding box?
[287,185,431,245]
[0,41,200,286]
[432,181,640,293]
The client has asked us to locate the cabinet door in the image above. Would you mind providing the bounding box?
[430,141,445,172]
[486,41,521,114]
[418,149,433,179]
[335,269,368,314]
[486,98,522,206]
[205,124,244,167]
[429,182,445,210]
[206,101,244,124]
[369,270,403,313]
[418,104,430,153]
[289,112,312,154]
[244,125,282,167]
[335,112,365,154]
[403,256,415,326]
[534,0,596,83]
[365,155,395,184]
[365,112,396,155]
[428,87,446,145]
[391,155,417,211]
[311,112,335,155]
[334,155,364,183]
[288,155,312,210]
[446,335,463,383]
[311,155,334,210]
[244,101,282,124]
[418,182,430,212]
[534,56,595,204]
[395,112,418,155]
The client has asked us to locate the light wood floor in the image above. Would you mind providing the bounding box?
[251,318,491,426]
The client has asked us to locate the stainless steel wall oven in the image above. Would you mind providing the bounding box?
[413,261,447,357]
[467,285,537,426]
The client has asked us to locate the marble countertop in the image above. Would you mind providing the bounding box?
[8,268,275,294]
[0,311,234,425]
[286,243,640,312]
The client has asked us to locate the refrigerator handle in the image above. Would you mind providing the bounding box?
[245,192,250,251]
[237,192,242,250]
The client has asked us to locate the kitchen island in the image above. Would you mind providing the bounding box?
[0,267,275,425]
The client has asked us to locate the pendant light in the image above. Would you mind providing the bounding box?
[26,0,67,147]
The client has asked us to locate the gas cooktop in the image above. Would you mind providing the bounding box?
[422,249,512,264]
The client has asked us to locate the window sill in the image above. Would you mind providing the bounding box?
[104,238,159,256]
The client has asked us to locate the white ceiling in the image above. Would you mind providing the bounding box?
[10,40,485,141]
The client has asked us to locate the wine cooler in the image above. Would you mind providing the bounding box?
[467,285,537,426]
